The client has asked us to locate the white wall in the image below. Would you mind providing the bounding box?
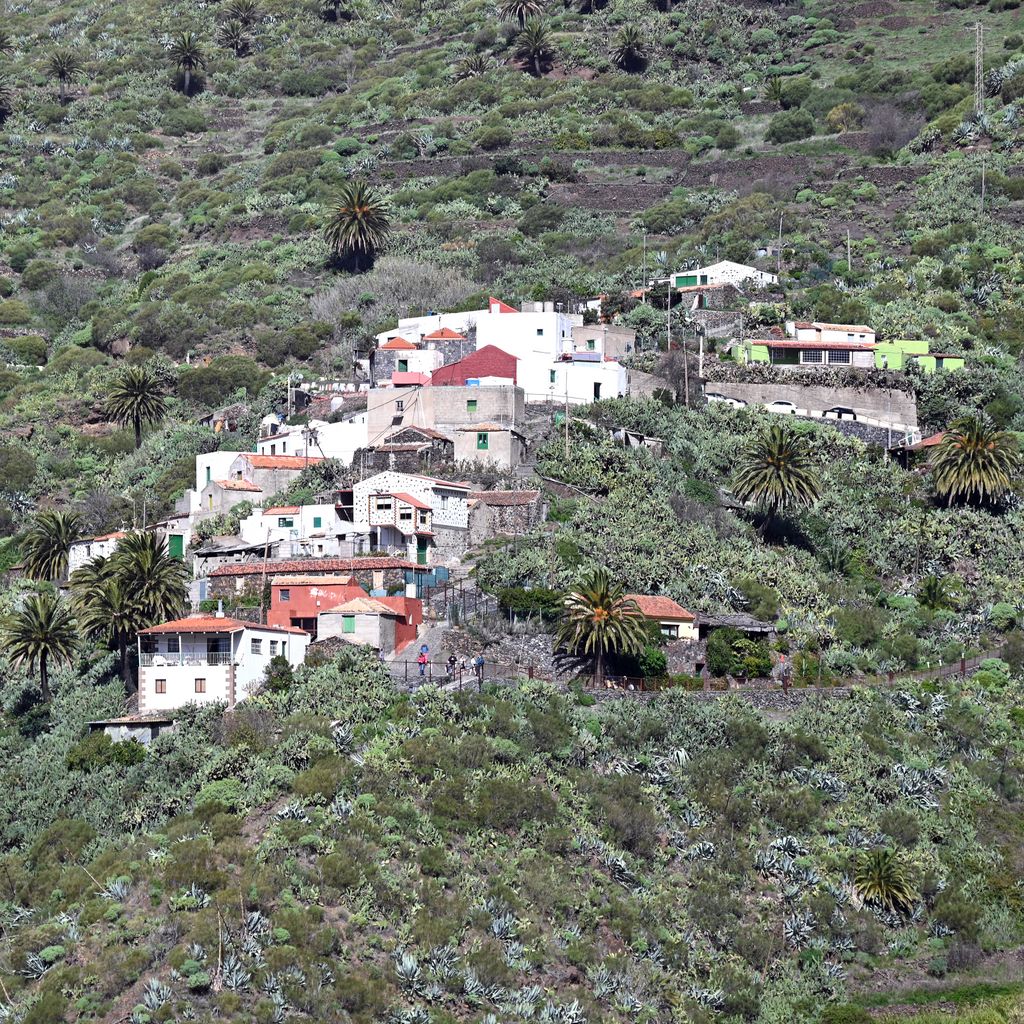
[534,359,629,405]
[138,626,309,711]
[255,414,368,466]
[239,504,367,556]
[190,452,245,513]
[353,471,470,530]
[68,534,123,575]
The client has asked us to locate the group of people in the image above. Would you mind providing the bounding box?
[416,647,485,682]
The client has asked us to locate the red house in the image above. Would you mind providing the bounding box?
[268,574,365,637]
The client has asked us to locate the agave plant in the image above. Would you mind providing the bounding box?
[454,52,493,80]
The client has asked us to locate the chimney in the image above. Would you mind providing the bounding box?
[216,600,225,618]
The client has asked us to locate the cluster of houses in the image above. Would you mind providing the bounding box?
[81,269,968,740]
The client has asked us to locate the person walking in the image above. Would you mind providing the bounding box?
[418,651,428,677]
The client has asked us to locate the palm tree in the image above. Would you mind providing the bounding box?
[111,531,188,625]
[73,569,143,689]
[323,180,392,273]
[46,49,84,104]
[454,53,493,81]
[499,0,544,27]
[0,78,14,124]
[611,25,646,71]
[2,591,78,701]
[104,365,169,449]
[732,423,821,533]
[318,0,349,20]
[224,0,261,25]
[514,21,554,76]
[930,413,1021,507]
[169,32,207,95]
[21,509,82,582]
[218,20,252,57]
[917,574,957,612]
[854,849,916,912]
[765,77,785,105]
[556,568,647,688]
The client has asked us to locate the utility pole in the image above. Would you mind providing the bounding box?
[974,21,984,116]
[564,378,569,460]
[981,154,987,214]
[777,212,783,277]
[697,324,705,380]
[642,230,647,303]
[666,276,672,352]
[846,230,852,274]
[682,327,690,408]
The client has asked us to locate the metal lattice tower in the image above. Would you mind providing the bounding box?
[975,21,984,115]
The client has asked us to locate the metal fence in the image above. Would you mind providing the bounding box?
[389,658,543,688]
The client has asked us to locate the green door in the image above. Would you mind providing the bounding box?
[168,534,184,559]
[417,537,428,566]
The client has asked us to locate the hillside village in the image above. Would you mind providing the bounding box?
[39,257,979,733]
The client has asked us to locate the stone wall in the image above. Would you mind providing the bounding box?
[433,524,470,563]
[705,380,918,431]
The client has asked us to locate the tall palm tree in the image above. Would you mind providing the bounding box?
[499,0,544,27]
[318,0,349,21]
[104,365,169,449]
[930,413,1021,507]
[556,568,647,687]
[21,509,82,582]
[732,423,820,533]
[73,570,143,689]
[111,531,188,625]
[854,849,915,912]
[46,49,84,104]
[2,591,78,701]
[169,32,207,95]
[323,180,392,273]
[514,21,554,76]
[611,25,646,71]
[917,574,956,612]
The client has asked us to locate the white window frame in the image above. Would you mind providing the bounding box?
[827,350,851,365]
[800,350,824,364]
[250,638,263,655]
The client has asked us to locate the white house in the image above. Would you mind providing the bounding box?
[672,261,778,290]
[785,321,876,346]
[546,354,629,405]
[68,531,127,575]
[238,503,370,558]
[352,471,471,564]
[256,413,369,466]
[185,451,243,515]
[137,613,309,712]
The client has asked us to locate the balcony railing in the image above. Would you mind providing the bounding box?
[139,652,233,667]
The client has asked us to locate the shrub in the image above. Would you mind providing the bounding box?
[765,109,815,143]
[66,732,147,772]
[476,125,512,150]
[473,778,556,830]
[715,124,740,149]
[5,335,47,364]
[195,778,245,811]
[20,260,58,291]
[163,108,207,136]
[0,300,32,325]
[707,627,743,676]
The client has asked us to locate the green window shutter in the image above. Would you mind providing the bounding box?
[549,370,556,383]
[467,399,477,412]
[343,615,355,634]
[397,359,408,372]
[205,466,211,484]
[278,517,293,528]
[587,339,595,350]
[699,274,708,285]
[313,516,322,529]
[477,432,489,450]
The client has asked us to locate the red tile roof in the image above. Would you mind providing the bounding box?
[91,531,127,542]
[381,336,418,350]
[423,327,466,340]
[210,557,420,577]
[139,615,307,635]
[215,478,263,492]
[391,491,432,510]
[431,345,518,386]
[241,454,324,469]
[908,431,946,450]
[470,490,540,506]
[626,594,696,621]
[387,426,450,441]
[263,506,300,515]
[489,296,518,313]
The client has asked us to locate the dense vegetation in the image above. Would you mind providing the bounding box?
[3,0,1024,1019]
[1,649,1023,1023]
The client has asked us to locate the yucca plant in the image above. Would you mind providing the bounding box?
[854,848,916,912]
[224,0,261,25]
[931,413,1021,506]
[218,19,253,57]
[454,52,492,80]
